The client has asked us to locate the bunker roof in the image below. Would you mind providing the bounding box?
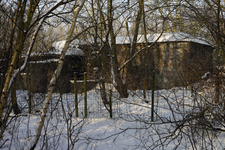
[116,32,211,46]
[31,39,86,57]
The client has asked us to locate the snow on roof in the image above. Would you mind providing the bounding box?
[116,32,211,46]
[31,39,87,57]
[31,33,211,57]
[29,59,59,64]
[51,39,86,56]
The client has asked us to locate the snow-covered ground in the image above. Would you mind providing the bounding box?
[1,84,225,150]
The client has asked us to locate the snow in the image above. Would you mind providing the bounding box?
[51,39,87,56]
[45,33,212,58]
[202,72,211,79]
[29,59,60,64]
[30,33,211,58]
[70,80,98,83]
[1,85,225,149]
[116,32,211,46]
[30,39,86,57]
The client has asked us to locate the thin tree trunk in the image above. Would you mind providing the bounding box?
[0,0,71,128]
[11,77,20,115]
[97,0,110,106]
[108,0,129,98]
[24,1,86,149]
[126,0,143,89]
[0,0,37,125]
[0,16,46,140]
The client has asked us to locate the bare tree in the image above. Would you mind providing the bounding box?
[0,0,77,141]
[24,0,86,149]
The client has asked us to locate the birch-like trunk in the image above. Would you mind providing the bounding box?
[0,16,46,140]
[24,0,86,149]
[0,1,73,135]
[0,0,41,124]
[0,0,28,125]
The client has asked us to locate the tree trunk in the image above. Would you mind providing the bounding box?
[107,0,129,98]
[24,1,86,149]
[126,0,143,89]
[11,78,20,115]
